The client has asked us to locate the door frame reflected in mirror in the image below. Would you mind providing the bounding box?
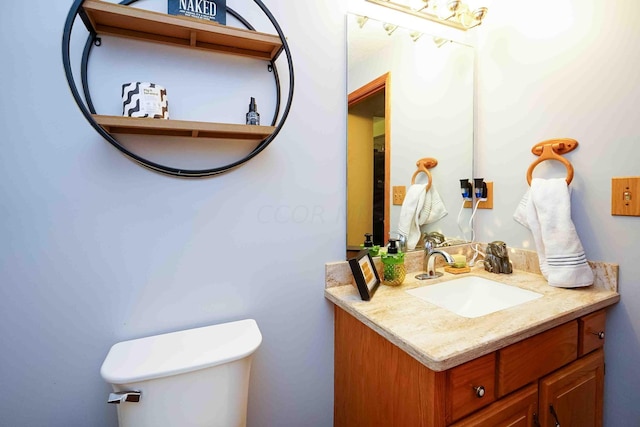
[347,73,391,254]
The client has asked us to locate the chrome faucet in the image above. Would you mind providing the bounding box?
[416,241,455,280]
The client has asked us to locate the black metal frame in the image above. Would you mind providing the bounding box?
[62,0,294,178]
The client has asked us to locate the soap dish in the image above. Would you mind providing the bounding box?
[444,266,471,274]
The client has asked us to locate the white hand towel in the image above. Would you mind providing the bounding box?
[398,184,448,250]
[513,178,593,288]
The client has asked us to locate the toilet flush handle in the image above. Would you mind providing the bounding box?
[108,391,141,404]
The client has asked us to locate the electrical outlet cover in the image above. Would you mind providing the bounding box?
[392,186,406,205]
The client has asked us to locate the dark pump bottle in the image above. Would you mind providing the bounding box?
[246,97,260,125]
[360,233,380,257]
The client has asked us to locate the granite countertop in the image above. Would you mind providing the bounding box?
[324,246,620,371]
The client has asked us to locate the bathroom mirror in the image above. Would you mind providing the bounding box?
[346,13,474,256]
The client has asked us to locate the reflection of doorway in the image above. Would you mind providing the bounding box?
[347,73,390,253]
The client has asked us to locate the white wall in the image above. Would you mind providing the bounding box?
[0,1,345,426]
[475,1,640,425]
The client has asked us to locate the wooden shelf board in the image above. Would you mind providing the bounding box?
[93,115,276,140]
[81,0,283,60]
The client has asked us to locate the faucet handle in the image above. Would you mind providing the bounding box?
[424,240,434,253]
[397,234,407,252]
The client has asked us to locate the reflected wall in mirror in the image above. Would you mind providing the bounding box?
[347,13,475,256]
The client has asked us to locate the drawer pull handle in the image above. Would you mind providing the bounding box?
[473,385,486,398]
[591,330,605,340]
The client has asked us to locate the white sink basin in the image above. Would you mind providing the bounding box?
[406,276,543,318]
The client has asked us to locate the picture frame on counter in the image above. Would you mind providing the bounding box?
[349,250,380,301]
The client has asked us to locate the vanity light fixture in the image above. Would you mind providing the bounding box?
[367,0,489,31]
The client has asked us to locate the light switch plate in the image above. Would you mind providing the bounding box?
[611,177,640,216]
[392,186,406,205]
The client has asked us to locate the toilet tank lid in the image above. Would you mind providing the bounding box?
[100,319,262,384]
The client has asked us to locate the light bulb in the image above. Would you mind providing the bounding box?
[459,2,487,28]
[436,0,461,19]
[466,0,488,20]
[472,6,488,22]
[456,3,475,28]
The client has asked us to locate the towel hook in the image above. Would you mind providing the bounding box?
[411,157,438,192]
[526,138,578,185]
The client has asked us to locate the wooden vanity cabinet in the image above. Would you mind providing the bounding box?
[334,307,607,427]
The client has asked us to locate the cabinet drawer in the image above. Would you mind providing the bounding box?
[579,310,606,356]
[498,321,578,397]
[446,352,496,423]
[450,383,538,427]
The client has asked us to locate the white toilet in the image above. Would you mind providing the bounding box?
[100,319,262,427]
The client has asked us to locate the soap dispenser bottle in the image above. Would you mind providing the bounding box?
[360,233,380,257]
[381,238,406,286]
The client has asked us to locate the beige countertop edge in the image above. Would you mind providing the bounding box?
[324,270,620,372]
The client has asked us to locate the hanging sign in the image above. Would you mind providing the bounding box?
[168,0,226,25]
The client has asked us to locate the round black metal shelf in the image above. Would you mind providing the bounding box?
[62,0,294,178]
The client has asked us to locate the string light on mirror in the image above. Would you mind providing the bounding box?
[354,14,452,47]
[367,0,490,30]
[383,22,399,35]
[433,36,452,47]
[357,15,369,28]
[409,30,424,42]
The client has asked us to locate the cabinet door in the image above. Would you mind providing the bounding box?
[450,383,538,427]
[539,349,604,427]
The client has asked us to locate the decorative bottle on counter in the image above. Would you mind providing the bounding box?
[381,239,406,286]
[360,233,380,257]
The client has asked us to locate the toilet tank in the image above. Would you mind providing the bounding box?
[101,319,262,427]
